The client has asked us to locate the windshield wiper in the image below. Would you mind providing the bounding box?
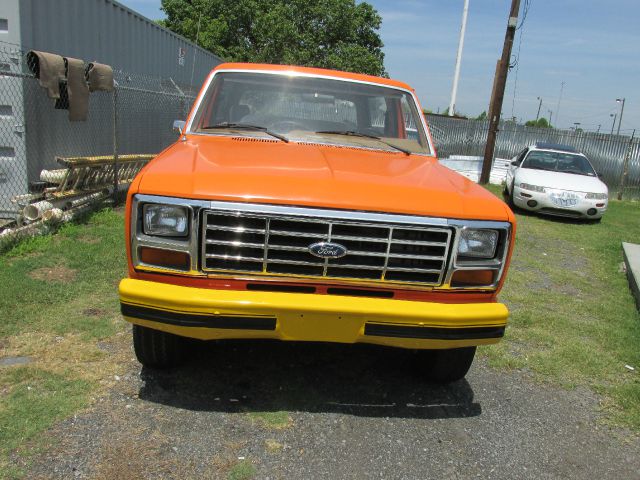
[315,130,411,155]
[201,122,289,143]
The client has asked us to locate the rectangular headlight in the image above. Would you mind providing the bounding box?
[143,204,189,237]
[457,229,498,259]
[519,183,545,193]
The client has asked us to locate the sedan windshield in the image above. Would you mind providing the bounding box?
[189,71,431,155]
[521,151,596,176]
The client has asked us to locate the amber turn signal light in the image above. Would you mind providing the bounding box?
[450,269,495,287]
[139,247,190,271]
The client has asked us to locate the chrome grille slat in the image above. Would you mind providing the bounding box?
[202,210,453,286]
[268,230,327,238]
[207,225,266,234]
[205,254,264,262]
[265,244,444,260]
[384,266,441,273]
[205,239,265,248]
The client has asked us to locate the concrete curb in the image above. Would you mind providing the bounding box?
[622,242,640,311]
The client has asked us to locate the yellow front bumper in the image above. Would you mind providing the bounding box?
[119,278,509,349]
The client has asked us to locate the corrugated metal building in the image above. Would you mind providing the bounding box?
[4,0,222,90]
[0,0,223,217]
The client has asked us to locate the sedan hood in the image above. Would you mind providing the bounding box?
[517,168,607,193]
[136,135,511,221]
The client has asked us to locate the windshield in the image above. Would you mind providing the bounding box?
[521,150,596,176]
[189,71,431,155]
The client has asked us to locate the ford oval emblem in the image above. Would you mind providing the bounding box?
[308,242,348,259]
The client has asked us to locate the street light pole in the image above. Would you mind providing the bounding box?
[535,97,542,121]
[555,81,565,127]
[548,109,553,126]
[449,0,470,117]
[610,113,617,135]
[616,98,626,135]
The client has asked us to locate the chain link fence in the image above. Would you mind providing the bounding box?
[1,40,638,248]
[0,42,196,247]
[426,114,640,200]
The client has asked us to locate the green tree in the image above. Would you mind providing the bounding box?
[475,111,487,121]
[161,0,386,76]
[525,117,552,128]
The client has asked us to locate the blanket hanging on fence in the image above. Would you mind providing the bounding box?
[85,62,114,92]
[55,57,89,122]
[26,50,65,99]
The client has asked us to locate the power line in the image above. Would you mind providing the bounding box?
[510,19,525,119]
[516,0,531,30]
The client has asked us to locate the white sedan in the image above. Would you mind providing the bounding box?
[504,143,608,220]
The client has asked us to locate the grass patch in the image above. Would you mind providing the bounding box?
[0,208,130,476]
[264,439,284,453]
[246,411,292,429]
[483,184,640,429]
[0,367,90,468]
[227,460,257,480]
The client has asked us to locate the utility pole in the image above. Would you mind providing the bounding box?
[547,109,553,126]
[535,97,542,121]
[449,0,470,117]
[480,0,521,184]
[616,98,626,135]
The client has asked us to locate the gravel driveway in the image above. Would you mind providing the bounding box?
[23,340,640,479]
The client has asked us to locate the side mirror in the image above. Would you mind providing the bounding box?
[173,120,186,134]
[510,161,519,166]
[597,171,603,178]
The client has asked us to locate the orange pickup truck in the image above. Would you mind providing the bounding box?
[119,63,516,383]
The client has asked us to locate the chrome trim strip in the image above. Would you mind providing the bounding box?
[183,68,435,156]
[381,227,394,280]
[262,218,271,273]
[204,200,449,226]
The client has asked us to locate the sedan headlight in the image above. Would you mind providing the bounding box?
[457,229,498,259]
[519,183,545,193]
[585,192,608,200]
[143,204,189,237]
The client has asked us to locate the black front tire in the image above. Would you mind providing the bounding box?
[419,347,476,383]
[132,324,185,369]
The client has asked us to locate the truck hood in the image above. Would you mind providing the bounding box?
[137,136,510,221]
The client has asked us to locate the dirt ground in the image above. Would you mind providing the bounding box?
[17,335,640,480]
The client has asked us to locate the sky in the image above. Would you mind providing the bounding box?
[122,0,639,133]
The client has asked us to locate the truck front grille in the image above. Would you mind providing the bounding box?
[201,210,453,286]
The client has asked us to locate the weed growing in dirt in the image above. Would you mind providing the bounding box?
[247,411,293,429]
[227,460,257,480]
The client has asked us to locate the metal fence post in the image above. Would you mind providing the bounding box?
[618,130,636,201]
[112,87,119,205]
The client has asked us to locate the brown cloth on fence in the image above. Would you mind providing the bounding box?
[63,57,89,121]
[26,50,65,99]
[85,62,114,92]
